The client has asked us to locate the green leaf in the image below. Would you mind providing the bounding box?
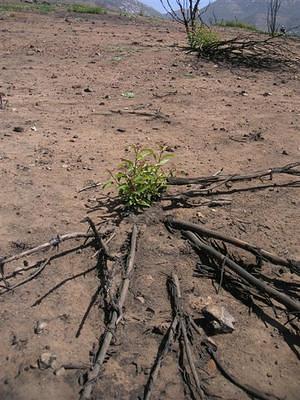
[157,158,172,166]
[136,149,153,160]
[102,180,113,189]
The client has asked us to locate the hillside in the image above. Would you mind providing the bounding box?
[43,0,161,16]
[203,0,300,32]
[93,0,161,16]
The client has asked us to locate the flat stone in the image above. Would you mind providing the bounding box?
[202,304,235,334]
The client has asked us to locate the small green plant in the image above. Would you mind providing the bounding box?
[104,145,173,209]
[188,26,219,50]
[68,4,106,14]
[216,20,259,32]
[122,91,135,98]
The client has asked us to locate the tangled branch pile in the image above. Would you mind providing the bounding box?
[190,31,300,68]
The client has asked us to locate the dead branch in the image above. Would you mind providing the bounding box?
[163,197,232,209]
[80,224,138,400]
[0,232,94,269]
[167,162,300,186]
[165,217,299,273]
[0,236,107,284]
[0,231,115,296]
[183,231,300,314]
[78,182,102,193]
[169,273,205,399]
[180,316,204,399]
[145,273,206,399]
[191,33,300,69]
[206,344,281,400]
[82,217,114,260]
[143,317,179,400]
[153,90,178,98]
[163,180,300,202]
[0,257,52,295]
[97,109,170,121]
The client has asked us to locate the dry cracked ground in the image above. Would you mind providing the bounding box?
[0,8,300,400]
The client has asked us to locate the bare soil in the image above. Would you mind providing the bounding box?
[0,9,299,400]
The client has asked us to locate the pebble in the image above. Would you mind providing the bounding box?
[54,367,66,377]
[13,127,24,133]
[34,320,48,335]
[38,352,57,370]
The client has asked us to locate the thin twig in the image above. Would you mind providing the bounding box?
[143,317,179,400]
[1,232,93,268]
[78,182,102,193]
[1,257,52,295]
[1,241,94,283]
[82,217,114,260]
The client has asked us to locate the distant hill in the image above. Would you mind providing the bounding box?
[93,0,161,16]
[43,0,161,16]
[203,0,300,33]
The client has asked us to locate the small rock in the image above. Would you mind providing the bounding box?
[282,150,288,155]
[152,321,169,335]
[38,352,57,370]
[54,367,66,377]
[202,304,235,334]
[136,296,145,304]
[31,126,37,132]
[239,90,248,97]
[84,87,93,93]
[13,127,24,133]
[189,295,212,312]
[263,92,272,97]
[116,128,126,133]
[34,320,48,335]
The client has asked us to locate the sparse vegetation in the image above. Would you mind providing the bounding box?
[0,3,55,13]
[68,4,106,14]
[188,25,220,50]
[216,20,259,32]
[121,91,135,98]
[104,145,173,209]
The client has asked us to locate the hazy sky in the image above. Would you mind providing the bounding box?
[141,0,211,13]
